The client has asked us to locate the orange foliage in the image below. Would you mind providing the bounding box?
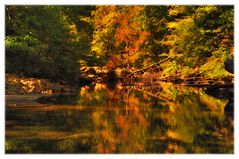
[115,115,130,139]
[115,6,150,63]
[115,115,127,129]
[96,130,116,153]
[92,6,150,67]
[92,6,117,28]
[97,143,104,153]
[105,55,122,69]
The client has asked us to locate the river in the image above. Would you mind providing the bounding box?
[5,82,233,153]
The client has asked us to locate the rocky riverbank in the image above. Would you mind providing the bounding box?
[6,74,76,95]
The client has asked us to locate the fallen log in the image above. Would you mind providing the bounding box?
[128,57,170,77]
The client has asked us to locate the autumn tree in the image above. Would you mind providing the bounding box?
[5,5,233,82]
[114,6,150,68]
[90,6,118,67]
[91,6,150,69]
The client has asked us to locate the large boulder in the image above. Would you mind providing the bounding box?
[224,55,234,74]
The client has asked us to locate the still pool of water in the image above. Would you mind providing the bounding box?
[5,82,233,153]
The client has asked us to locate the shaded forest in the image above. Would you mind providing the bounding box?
[5,5,234,85]
[5,5,234,154]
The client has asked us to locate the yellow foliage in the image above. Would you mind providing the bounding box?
[199,93,227,120]
[127,94,140,110]
[69,24,78,35]
[213,28,222,33]
[195,6,217,14]
[167,22,178,29]
[101,130,116,144]
[166,130,193,143]
[168,6,187,16]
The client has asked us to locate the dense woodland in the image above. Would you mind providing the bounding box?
[5,5,234,153]
[5,5,234,85]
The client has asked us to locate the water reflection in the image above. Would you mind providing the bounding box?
[5,82,233,153]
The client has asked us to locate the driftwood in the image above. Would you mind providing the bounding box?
[128,57,170,77]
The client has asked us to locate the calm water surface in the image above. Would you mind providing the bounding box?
[5,82,233,153]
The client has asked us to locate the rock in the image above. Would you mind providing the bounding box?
[88,74,95,78]
[105,70,118,83]
[208,80,215,84]
[106,81,117,90]
[84,67,96,75]
[92,66,102,74]
[80,66,87,72]
[5,74,76,95]
[172,77,182,84]
[224,99,233,114]
[224,54,234,74]
[96,77,102,82]
[101,67,109,74]
[78,76,95,86]
[223,76,233,83]
[205,87,233,99]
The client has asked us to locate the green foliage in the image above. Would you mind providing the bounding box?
[5,35,43,52]
[199,58,232,78]
[144,6,169,62]
[162,60,179,76]
[5,5,234,82]
[161,5,233,77]
[5,6,95,83]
